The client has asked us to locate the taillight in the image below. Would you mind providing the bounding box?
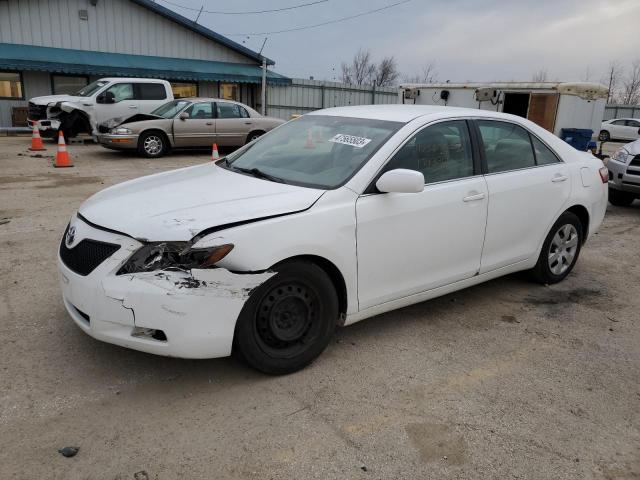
[599,167,608,183]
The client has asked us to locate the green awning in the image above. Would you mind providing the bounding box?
[0,43,290,85]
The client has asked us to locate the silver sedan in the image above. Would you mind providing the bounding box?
[97,98,285,157]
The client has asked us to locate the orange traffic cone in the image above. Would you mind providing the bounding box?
[29,125,46,151]
[304,129,314,149]
[54,131,73,168]
[211,143,220,161]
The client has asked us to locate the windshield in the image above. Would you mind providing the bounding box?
[151,100,192,118]
[225,115,402,189]
[75,80,108,97]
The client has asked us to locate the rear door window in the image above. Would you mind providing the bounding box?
[216,102,242,119]
[136,83,167,100]
[477,120,536,173]
[531,135,560,165]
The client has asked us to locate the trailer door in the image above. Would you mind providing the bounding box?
[527,94,559,132]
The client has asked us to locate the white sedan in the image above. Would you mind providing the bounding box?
[599,118,640,141]
[58,105,608,374]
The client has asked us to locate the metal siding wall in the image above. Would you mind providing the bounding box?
[0,0,255,64]
[604,105,640,120]
[263,79,398,120]
[0,70,50,127]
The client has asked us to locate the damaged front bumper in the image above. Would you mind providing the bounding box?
[58,214,273,359]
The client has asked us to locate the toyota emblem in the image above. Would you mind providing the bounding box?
[66,226,76,247]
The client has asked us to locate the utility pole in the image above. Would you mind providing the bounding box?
[258,37,268,115]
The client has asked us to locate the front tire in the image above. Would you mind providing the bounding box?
[137,131,167,158]
[598,130,610,141]
[531,212,583,284]
[609,188,636,206]
[234,260,338,375]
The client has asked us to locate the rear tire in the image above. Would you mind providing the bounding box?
[530,211,583,284]
[234,260,338,375]
[598,130,610,141]
[609,188,635,206]
[137,131,167,158]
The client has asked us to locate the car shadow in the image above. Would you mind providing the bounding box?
[64,270,543,387]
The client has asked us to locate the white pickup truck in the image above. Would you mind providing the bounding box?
[28,78,174,138]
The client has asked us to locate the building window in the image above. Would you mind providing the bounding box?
[0,71,23,99]
[171,82,198,99]
[52,75,89,95]
[220,83,239,101]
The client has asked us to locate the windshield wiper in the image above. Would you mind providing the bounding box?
[232,166,285,183]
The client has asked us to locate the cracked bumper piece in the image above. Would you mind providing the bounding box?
[58,214,273,359]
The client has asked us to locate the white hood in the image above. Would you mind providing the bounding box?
[30,94,82,106]
[79,163,325,241]
[621,139,640,156]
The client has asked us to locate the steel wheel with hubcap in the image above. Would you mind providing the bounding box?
[138,132,166,158]
[531,211,583,284]
[234,260,338,374]
[548,224,578,275]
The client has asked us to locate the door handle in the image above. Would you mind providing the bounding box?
[206,122,213,125]
[128,105,138,109]
[552,175,568,183]
[245,122,253,125]
[463,193,485,202]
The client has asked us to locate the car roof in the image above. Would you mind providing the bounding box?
[175,97,251,105]
[609,118,638,121]
[96,77,168,83]
[307,104,527,124]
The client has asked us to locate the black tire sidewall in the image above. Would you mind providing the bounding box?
[138,132,166,158]
[608,188,635,206]
[246,131,264,144]
[534,212,583,284]
[234,261,338,375]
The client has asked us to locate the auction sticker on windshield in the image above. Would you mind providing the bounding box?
[328,134,372,148]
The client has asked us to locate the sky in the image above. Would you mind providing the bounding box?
[156,0,640,84]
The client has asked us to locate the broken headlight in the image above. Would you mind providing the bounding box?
[117,242,234,275]
[610,149,629,164]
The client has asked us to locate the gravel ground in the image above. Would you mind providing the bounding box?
[0,137,638,480]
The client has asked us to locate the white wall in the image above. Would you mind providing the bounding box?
[0,0,254,64]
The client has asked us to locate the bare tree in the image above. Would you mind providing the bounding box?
[341,48,376,86]
[532,68,549,82]
[374,56,399,87]
[603,60,623,103]
[402,63,438,84]
[621,59,640,105]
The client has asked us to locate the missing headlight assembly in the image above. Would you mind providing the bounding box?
[117,242,234,275]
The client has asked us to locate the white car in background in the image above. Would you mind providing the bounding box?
[599,118,640,142]
[58,105,608,374]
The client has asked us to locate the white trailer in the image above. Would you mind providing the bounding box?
[399,82,608,138]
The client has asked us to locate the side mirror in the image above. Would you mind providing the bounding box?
[376,169,424,194]
[179,112,190,120]
[97,91,115,104]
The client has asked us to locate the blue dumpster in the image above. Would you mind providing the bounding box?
[560,128,593,151]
